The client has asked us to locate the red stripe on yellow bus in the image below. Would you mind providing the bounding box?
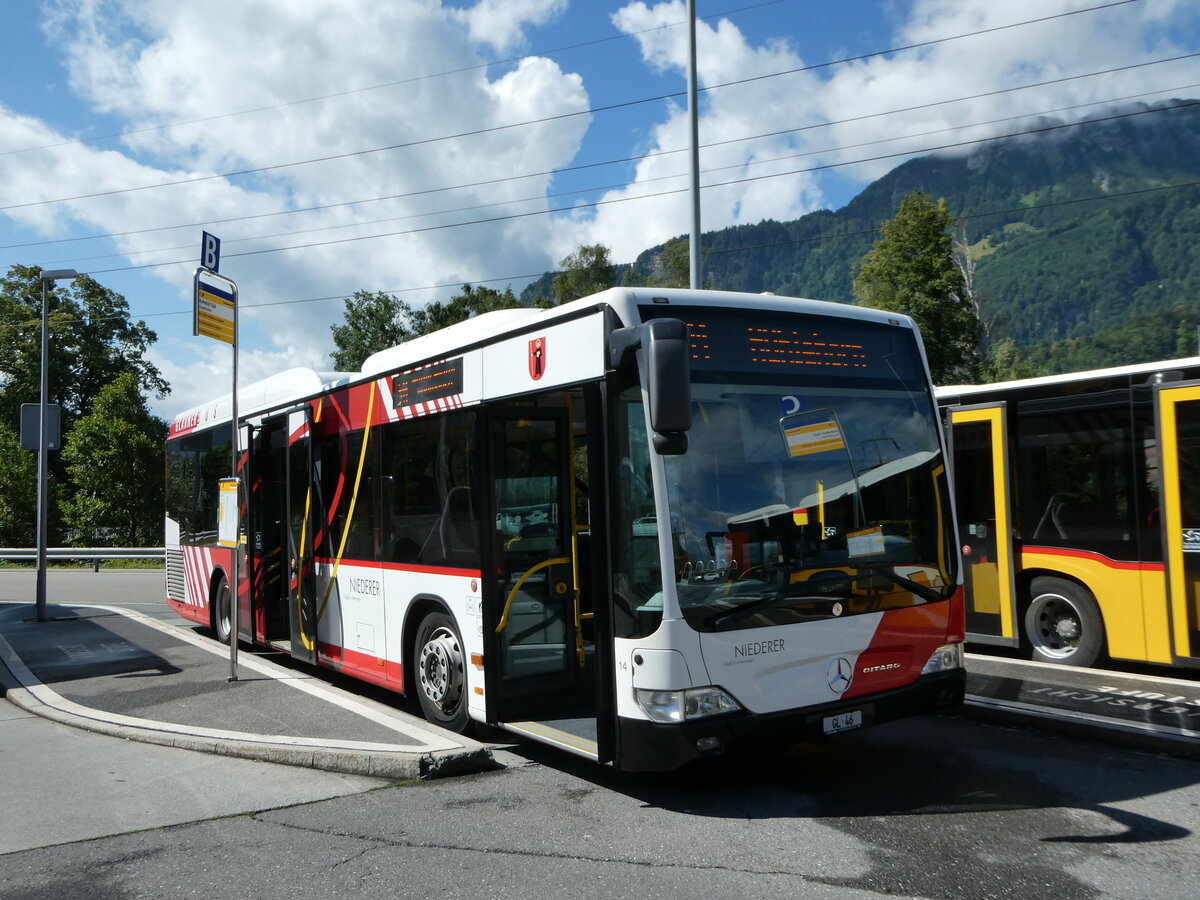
[1021,545,1164,572]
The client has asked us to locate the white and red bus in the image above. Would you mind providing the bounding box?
[165,287,965,771]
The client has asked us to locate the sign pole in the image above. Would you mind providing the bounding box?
[194,231,241,681]
[229,287,240,682]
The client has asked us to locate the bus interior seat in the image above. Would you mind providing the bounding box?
[421,487,477,566]
[1033,493,1070,540]
[392,536,422,563]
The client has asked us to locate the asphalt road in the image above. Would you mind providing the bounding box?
[4,713,1200,899]
[3,568,1200,898]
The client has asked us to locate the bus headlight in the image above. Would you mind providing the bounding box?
[635,686,742,723]
[921,642,964,674]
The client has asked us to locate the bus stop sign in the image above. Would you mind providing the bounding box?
[201,231,221,272]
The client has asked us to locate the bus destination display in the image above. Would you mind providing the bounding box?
[642,306,910,378]
[392,357,464,408]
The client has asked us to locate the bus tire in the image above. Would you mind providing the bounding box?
[414,611,469,733]
[212,576,232,645]
[1023,577,1104,667]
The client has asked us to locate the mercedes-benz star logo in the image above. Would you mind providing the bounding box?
[827,657,854,694]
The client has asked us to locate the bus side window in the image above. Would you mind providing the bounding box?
[421,486,477,567]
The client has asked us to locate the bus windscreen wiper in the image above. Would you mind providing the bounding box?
[856,566,944,604]
[705,585,866,629]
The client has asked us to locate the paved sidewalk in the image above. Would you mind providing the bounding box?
[964,652,1200,759]
[0,600,495,780]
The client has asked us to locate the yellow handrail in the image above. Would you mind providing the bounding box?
[497,556,570,633]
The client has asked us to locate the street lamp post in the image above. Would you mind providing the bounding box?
[36,268,79,623]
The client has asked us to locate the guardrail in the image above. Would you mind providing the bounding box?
[0,547,165,572]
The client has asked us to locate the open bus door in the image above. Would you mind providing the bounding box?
[1155,383,1200,663]
[253,409,318,662]
[254,408,320,664]
[483,405,604,760]
[249,416,287,644]
[947,403,1019,647]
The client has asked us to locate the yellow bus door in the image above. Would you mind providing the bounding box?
[948,404,1018,646]
[1156,384,1200,662]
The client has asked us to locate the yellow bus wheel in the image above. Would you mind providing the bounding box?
[1024,577,1104,667]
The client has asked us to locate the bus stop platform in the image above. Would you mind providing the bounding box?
[963,652,1200,758]
[0,600,495,780]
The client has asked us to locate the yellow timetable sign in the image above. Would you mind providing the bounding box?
[782,416,846,457]
[193,271,237,345]
[217,478,239,548]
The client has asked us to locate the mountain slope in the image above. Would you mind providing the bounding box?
[525,100,1200,367]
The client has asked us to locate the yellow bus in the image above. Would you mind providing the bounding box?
[938,357,1200,669]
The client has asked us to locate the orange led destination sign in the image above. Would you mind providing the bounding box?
[639,305,920,381]
[392,358,464,408]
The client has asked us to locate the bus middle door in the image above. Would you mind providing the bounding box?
[285,408,318,664]
[1156,383,1200,664]
[487,407,578,720]
[947,403,1018,647]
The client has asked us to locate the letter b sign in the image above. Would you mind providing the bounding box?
[201,231,221,272]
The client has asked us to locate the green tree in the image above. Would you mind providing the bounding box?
[0,420,36,546]
[414,284,520,333]
[552,244,616,304]
[0,265,168,433]
[626,237,711,289]
[655,238,692,288]
[852,191,982,383]
[330,284,523,370]
[60,372,167,546]
[980,337,1038,383]
[329,290,419,370]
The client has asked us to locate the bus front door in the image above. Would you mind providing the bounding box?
[948,403,1018,646]
[486,407,597,755]
[1156,384,1200,662]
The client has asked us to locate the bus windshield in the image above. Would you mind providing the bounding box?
[644,306,955,633]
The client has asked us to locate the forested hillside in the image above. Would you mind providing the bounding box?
[525,100,1200,373]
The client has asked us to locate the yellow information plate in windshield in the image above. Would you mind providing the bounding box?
[783,417,846,458]
[847,526,886,558]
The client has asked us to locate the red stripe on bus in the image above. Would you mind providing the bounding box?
[310,557,482,577]
[1021,545,1164,572]
[842,603,952,699]
[317,641,402,690]
[182,546,202,606]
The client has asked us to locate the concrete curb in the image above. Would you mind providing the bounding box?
[960,696,1200,761]
[0,612,497,781]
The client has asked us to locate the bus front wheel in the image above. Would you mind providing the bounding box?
[212,577,232,645]
[1023,577,1104,667]
[414,611,469,733]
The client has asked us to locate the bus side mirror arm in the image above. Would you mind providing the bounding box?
[608,319,692,456]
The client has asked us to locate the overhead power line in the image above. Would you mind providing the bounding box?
[36,83,1200,268]
[60,98,1200,276]
[0,0,794,158]
[13,176,1200,335]
[0,0,1141,213]
[11,51,1195,257]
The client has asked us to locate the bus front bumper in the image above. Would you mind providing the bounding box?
[615,668,966,772]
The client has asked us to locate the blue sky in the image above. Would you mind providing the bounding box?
[1,0,1197,418]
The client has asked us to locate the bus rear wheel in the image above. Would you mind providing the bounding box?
[1023,577,1104,667]
[414,611,469,733]
[212,576,232,645]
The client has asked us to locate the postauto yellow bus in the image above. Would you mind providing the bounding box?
[938,357,1200,669]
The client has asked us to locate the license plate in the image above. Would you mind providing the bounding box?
[823,710,862,734]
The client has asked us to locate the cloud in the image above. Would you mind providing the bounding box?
[557,0,827,263]
[4,0,591,417]
[5,0,1199,423]
[561,0,1200,265]
[449,0,568,54]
